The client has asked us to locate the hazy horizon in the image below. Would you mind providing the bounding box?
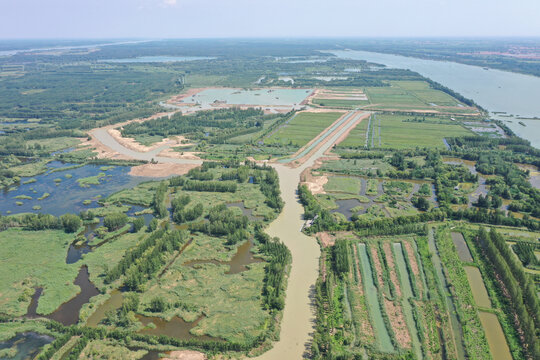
[1,0,540,39]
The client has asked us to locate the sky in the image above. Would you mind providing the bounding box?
[1,0,540,38]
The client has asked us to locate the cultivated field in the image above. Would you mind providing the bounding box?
[339,114,472,149]
[264,111,343,148]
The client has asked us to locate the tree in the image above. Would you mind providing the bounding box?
[148,218,158,232]
[104,213,128,231]
[148,296,167,313]
[60,213,82,233]
[412,196,430,211]
[133,217,145,232]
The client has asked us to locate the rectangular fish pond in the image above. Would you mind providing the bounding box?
[181,88,313,106]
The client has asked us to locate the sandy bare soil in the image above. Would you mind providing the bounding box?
[316,231,359,248]
[81,136,132,161]
[305,173,328,194]
[129,163,199,177]
[162,350,206,360]
[314,89,368,101]
[166,87,213,105]
[156,147,202,160]
[351,245,374,336]
[384,298,412,349]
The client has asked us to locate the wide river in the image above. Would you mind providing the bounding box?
[328,50,540,148]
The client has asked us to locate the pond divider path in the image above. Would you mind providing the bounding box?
[428,228,466,360]
[357,243,394,352]
[392,243,422,359]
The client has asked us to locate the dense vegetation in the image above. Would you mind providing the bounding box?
[475,228,540,358]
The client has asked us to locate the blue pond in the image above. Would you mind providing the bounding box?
[0,332,53,360]
[0,161,152,216]
[98,56,215,63]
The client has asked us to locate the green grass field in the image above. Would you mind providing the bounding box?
[324,176,362,194]
[0,229,80,316]
[264,112,342,148]
[336,116,370,148]
[138,234,269,342]
[312,98,369,109]
[363,81,473,113]
[341,114,471,149]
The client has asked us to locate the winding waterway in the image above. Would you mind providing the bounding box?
[329,50,540,148]
[89,110,366,358]
[255,112,368,359]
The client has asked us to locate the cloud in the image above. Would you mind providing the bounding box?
[162,0,177,6]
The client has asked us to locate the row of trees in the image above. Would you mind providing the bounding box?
[123,230,187,291]
[151,182,168,218]
[475,228,540,358]
[259,169,283,210]
[190,204,248,236]
[183,180,237,193]
[104,228,186,286]
[20,213,81,233]
[103,213,128,231]
[256,228,291,311]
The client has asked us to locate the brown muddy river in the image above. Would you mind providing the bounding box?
[183,238,264,274]
[27,265,99,326]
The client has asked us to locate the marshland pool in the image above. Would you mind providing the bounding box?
[98,56,215,63]
[0,161,153,216]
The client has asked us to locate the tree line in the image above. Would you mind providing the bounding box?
[475,228,540,359]
[255,228,291,311]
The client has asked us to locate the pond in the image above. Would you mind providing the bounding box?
[478,311,512,360]
[0,332,53,360]
[451,232,473,262]
[331,199,363,220]
[183,238,264,275]
[226,201,263,221]
[181,88,313,106]
[463,266,491,309]
[66,205,154,264]
[98,56,215,63]
[136,314,219,342]
[0,161,152,216]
